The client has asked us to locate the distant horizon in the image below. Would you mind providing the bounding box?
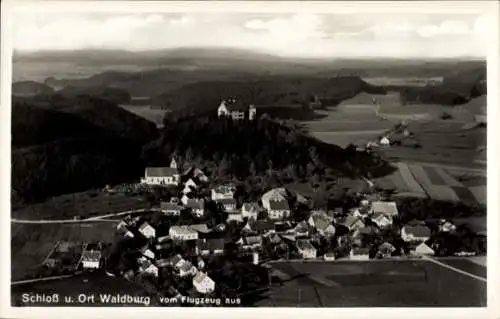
[10,12,491,59]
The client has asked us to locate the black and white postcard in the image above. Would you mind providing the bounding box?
[1,1,499,318]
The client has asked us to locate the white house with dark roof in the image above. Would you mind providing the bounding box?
[169,226,199,241]
[227,211,244,223]
[177,260,197,277]
[412,242,435,256]
[308,211,335,236]
[138,222,156,239]
[160,202,183,216]
[349,247,370,260]
[193,272,215,294]
[141,166,180,186]
[371,212,393,228]
[217,198,237,211]
[187,199,205,217]
[217,99,250,120]
[401,225,431,242]
[241,202,260,220]
[341,215,365,231]
[211,184,236,200]
[268,199,291,220]
[81,250,101,269]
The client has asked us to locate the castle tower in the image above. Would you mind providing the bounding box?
[249,104,257,121]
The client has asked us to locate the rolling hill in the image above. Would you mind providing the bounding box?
[12,81,54,96]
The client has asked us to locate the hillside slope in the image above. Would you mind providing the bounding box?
[12,81,54,96]
[11,97,158,204]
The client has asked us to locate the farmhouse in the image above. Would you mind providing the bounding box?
[242,202,260,220]
[187,199,205,217]
[160,202,183,216]
[211,184,236,200]
[81,250,101,270]
[138,222,156,239]
[142,249,155,260]
[296,240,317,259]
[141,165,180,186]
[169,226,199,241]
[243,220,276,235]
[349,247,370,260]
[341,215,365,231]
[193,272,216,294]
[293,221,310,237]
[261,188,288,210]
[401,225,431,242]
[139,260,159,277]
[370,201,399,217]
[267,200,291,220]
[177,260,197,277]
[196,238,225,256]
[217,198,237,211]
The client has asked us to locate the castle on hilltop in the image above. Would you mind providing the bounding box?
[217,98,256,121]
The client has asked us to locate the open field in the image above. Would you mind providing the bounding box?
[11,273,158,306]
[256,260,486,307]
[11,222,118,281]
[12,191,150,220]
[374,162,486,204]
[117,104,168,128]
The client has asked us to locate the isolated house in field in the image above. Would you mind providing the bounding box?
[349,247,370,260]
[160,202,183,216]
[81,250,101,270]
[401,225,431,242]
[141,166,180,186]
[211,184,236,201]
[412,242,435,256]
[267,199,291,220]
[296,240,317,259]
[370,201,399,218]
[138,222,156,239]
[187,199,205,217]
[193,272,216,294]
[169,226,199,241]
[241,202,260,220]
[217,198,237,212]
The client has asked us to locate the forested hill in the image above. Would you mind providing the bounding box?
[153,76,386,111]
[142,115,395,184]
[11,96,158,204]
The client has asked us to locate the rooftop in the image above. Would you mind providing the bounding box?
[187,199,205,209]
[193,271,213,284]
[81,250,101,262]
[371,201,399,216]
[170,225,198,235]
[296,239,316,251]
[145,167,178,177]
[269,199,290,211]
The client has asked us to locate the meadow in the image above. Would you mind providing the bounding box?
[12,191,151,220]
[256,260,486,307]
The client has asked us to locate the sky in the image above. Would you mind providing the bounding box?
[10,11,491,58]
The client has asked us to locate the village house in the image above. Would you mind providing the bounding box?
[140,162,180,186]
[341,215,366,232]
[169,226,199,241]
[371,212,393,228]
[196,238,225,256]
[193,168,209,183]
[157,235,170,243]
[438,219,457,233]
[217,198,237,211]
[349,247,370,260]
[241,202,260,220]
[187,199,205,217]
[323,252,336,261]
[243,220,276,235]
[182,178,198,195]
[412,242,435,256]
[80,250,101,270]
[211,184,236,200]
[227,211,244,223]
[377,242,396,258]
[293,221,310,237]
[308,211,336,236]
[139,260,159,277]
[370,201,399,217]
[237,236,263,250]
[193,272,216,294]
[117,224,134,239]
[401,225,431,242]
[138,222,156,239]
[197,256,206,270]
[379,136,391,146]
[177,260,198,277]
[267,199,291,220]
[261,188,288,210]
[141,248,155,260]
[169,254,185,268]
[189,224,211,234]
[160,202,183,216]
[296,240,317,259]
